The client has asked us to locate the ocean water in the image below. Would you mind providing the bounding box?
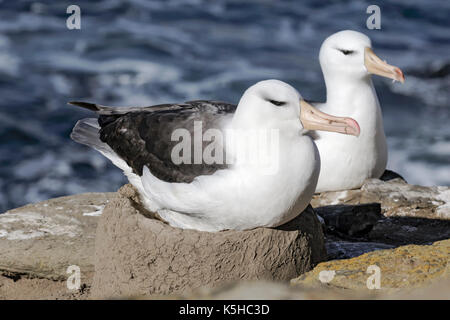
[0,0,449,211]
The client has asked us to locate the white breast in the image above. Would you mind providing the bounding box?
[314,80,387,192]
[141,134,320,232]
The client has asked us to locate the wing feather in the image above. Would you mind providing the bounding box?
[69,100,236,183]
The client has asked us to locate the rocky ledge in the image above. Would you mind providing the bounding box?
[0,192,116,299]
[292,239,449,292]
[313,173,450,260]
[0,171,449,299]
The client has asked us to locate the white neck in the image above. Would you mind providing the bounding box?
[324,72,375,106]
[321,71,385,142]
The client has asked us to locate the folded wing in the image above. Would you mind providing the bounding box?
[69,100,236,183]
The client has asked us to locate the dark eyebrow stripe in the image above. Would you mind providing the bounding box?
[267,99,286,106]
[336,48,355,55]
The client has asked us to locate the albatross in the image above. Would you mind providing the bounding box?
[70,80,359,232]
[312,30,405,192]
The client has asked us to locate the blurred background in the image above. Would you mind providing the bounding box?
[0,0,448,211]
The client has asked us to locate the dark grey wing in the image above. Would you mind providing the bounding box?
[70,100,236,183]
[68,101,187,115]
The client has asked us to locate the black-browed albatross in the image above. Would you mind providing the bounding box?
[70,80,360,232]
[312,30,405,192]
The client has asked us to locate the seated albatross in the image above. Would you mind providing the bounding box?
[70,80,359,232]
[312,30,404,192]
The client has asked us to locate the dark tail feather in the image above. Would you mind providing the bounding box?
[68,100,186,115]
[68,101,135,115]
[70,118,109,152]
[70,118,130,171]
[68,101,101,112]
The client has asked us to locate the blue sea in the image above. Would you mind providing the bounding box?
[0,0,449,211]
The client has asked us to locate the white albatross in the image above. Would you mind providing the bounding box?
[312,30,405,192]
[69,80,359,232]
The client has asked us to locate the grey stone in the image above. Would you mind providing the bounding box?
[312,177,450,220]
[292,239,450,292]
[367,216,450,246]
[176,278,450,300]
[325,240,395,260]
[379,169,407,182]
[0,192,115,282]
[312,174,450,260]
[315,203,382,236]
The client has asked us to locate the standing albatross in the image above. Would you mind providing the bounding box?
[70,80,359,232]
[312,30,405,192]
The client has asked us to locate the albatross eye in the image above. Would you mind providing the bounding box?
[338,49,355,55]
[268,100,286,106]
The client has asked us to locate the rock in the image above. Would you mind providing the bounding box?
[0,275,90,300]
[325,240,395,260]
[379,169,406,182]
[320,213,450,259]
[0,178,448,300]
[291,239,450,292]
[91,184,326,298]
[169,280,362,300]
[312,177,450,220]
[170,278,450,300]
[312,177,450,260]
[0,192,115,282]
[315,203,382,236]
[316,202,450,259]
[367,216,450,246]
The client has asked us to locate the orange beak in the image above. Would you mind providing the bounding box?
[300,100,360,136]
[364,47,405,83]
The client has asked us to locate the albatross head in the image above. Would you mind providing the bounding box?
[319,30,404,83]
[233,79,360,136]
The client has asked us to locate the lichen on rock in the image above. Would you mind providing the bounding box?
[291,239,449,292]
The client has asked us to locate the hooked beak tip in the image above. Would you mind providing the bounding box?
[365,47,405,84]
[346,118,360,137]
[300,100,361,137]
[395,67,405,83]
